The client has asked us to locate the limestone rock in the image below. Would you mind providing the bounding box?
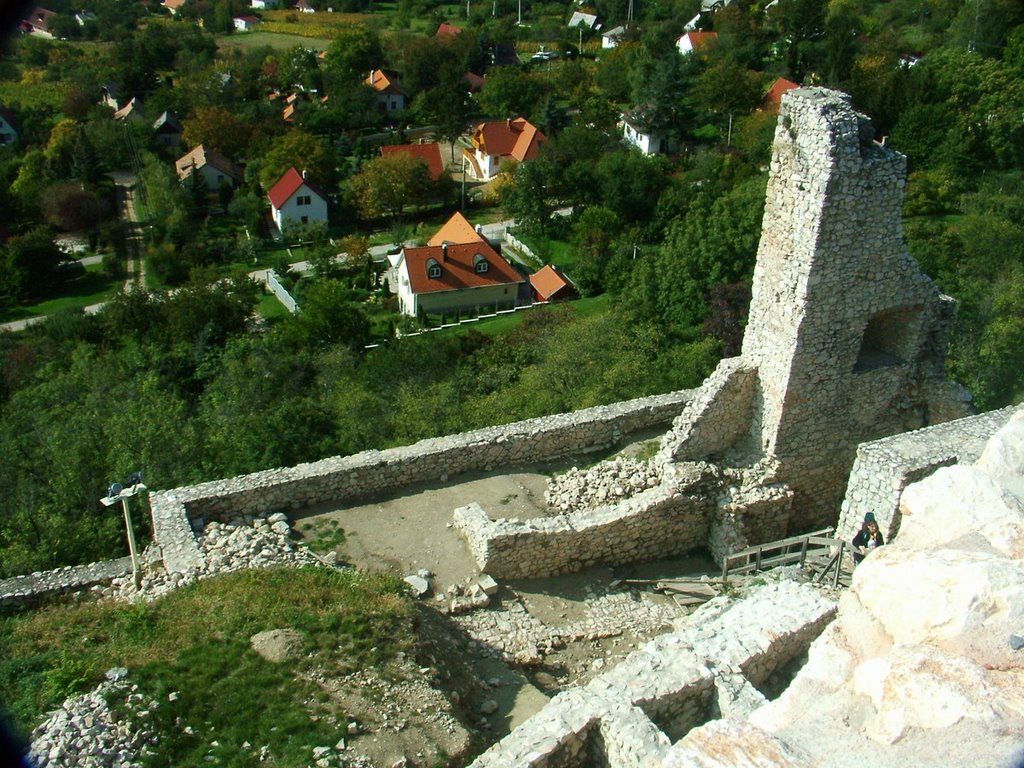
[898,465,1024,559]
[250,628,304,663]
[852,547,1024,646]
[664,718,813,768]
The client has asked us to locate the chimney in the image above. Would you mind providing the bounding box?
[441,243,448,262]
[301,169,307,179]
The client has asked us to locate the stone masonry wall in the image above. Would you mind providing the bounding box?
[836,404,1021,545]
[740,88,962,530]
[468,580,836,768]
[454,463,718,579]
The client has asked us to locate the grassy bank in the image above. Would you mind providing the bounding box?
[0,567,412,765]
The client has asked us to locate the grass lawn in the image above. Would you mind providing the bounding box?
[449,294,611,337]
[510,231,579,272]
[0,567,412,764]
[258,291,292,321]
[0,263,121,324]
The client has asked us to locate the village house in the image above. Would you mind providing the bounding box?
[20,7,57,38]
[0,105,18,145]
[267,166,328,231]
[380,143,445,181]
[621,110,672,156]
[364,69,406,114]
[529,264,577,303]
[676,30,718,56]
[427,211,486,247]
[175,145,243,191]
[464,117,546,182]
[435,22,462,39]
[294,0,315,13]
[113,97,145,123]
[761,77,799,113]
[392,240,525,319]
[152,111,184,148]
[601,25,626,48]
[568,11,599,31]
[233,15,260,31]
[251,0,279,8]
[162,0,188,15]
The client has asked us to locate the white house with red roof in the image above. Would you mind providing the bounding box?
[267,167,327,232]
[676,31,718,56]
[389,212,524,318]
[0,105,18,145]
[393,241,525,318]
[364,70,407,113]
[464,117,546,181]
[233,15,261,31]
[379,143,445,181]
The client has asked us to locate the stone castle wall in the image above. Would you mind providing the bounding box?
[1,389,694,603]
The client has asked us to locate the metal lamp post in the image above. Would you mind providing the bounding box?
[101,473,147,589]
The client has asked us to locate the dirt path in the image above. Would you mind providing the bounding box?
[290,433,718,748]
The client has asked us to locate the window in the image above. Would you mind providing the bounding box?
[300,215,308,224]
[426,258,441,279]
[474,254,489,273]
[296,195,311,206]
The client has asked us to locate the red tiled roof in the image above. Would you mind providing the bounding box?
[472,117,546,163]
[762,77,799,113]
[464,72,485,92]
[380,143,445,181]
[365,69,406,96]
[436,22,462,38]
[679,31,718,51]
[529,264,576,301]
[267,166,325,209]
[402,242,524,295]
[428,212,485,246]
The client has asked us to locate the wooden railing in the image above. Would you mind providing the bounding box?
[721,528,847,588]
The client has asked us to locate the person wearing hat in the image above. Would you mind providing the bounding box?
[852,512,885,565]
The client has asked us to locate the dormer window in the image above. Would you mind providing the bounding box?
[426,257,441,279]
[474,253,489,273]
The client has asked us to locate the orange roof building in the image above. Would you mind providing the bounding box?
[428,212,486,246]
[677,31,718,56]
[364,69,407,113]
[529,265,577,302]
[761,77,800,113]
[392,224,525,318]
[380,143,446,181]
[464,117,546,181]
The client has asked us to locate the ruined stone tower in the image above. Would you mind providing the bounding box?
[659,88,969,533]
[738,88,963,527]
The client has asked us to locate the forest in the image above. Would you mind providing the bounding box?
[0,0,1023,577]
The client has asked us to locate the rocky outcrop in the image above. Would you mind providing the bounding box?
[747,409,1024,767]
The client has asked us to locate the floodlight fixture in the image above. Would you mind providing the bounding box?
[100,471,147,588]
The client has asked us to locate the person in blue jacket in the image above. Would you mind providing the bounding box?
[852,512,885,565]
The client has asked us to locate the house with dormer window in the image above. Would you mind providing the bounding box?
[267,166,327,232]
[392,241,525,318]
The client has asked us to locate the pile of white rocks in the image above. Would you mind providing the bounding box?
[545,458,662,514]
[99,513,324,603]
[28,667,158,768]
